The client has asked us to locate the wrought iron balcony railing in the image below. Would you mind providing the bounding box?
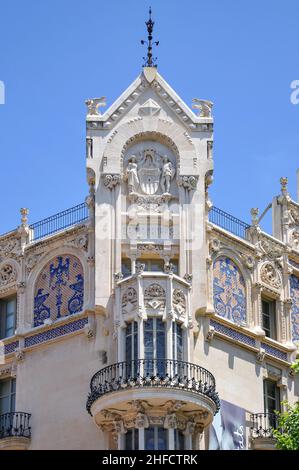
[29,202,88,242]
[250,412,278,439]
[209,206,250,240]
[0,412,31,439]
[86,359,220,415]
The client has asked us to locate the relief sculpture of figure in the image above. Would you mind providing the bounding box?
[160,156,175,194]
[126,156,139,193]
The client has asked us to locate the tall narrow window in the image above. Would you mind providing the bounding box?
[125,322,138,376]
[125,429,139,450]
[0,378,16,415]
[172,322,183,361]
[174,429,185,450]
[262,298,276,340]
[0,296,17,340]
[144,318,166,375]
[145,427,168,450]
[264,379,280,428]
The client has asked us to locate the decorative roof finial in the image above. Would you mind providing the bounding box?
[141,7,159,67]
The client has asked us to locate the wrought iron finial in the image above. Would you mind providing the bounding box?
[141,7,159,67]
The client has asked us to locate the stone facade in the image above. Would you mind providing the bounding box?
[0,67,298,450]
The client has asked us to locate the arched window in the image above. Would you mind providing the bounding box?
[213,256,246,324]
[33,255,84,327]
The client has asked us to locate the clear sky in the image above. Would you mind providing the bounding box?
[0,0,298,234]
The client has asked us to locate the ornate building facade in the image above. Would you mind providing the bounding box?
[0,63,299,450]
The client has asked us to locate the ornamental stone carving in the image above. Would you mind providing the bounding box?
[172,288,186,316]
[177,175,198,191]
[183,273,193,284]
[192,98,213,118]
[0,237,21,260]
[124,148,176,212]
[85,97,106,116]
[135,262,145,274]
[102,174,121,190]
[144,283,166,310]
[122,287,137,314]
[259,238,284,261]
[260,263,282,290]
[0,263,16,286]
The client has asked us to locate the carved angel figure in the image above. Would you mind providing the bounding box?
[126,156,139,193]
[160,157,175,194]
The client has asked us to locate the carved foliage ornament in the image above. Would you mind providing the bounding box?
[0,264,17,286]
[260,263,282,290]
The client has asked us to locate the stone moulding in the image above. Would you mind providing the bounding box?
[209,317,290,364]
[1,313,89,356]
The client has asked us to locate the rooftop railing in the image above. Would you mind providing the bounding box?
[29,202,88,242]
[209,206,250,240]
[26,201,249,243]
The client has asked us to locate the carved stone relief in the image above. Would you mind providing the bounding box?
[172,288,186,316]
[144,283,166,310]
[0,264,17,286]
[260,263,282,290]
[122,287,138,314]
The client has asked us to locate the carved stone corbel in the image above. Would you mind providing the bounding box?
[102,173,121,190]
[205,326,215,343]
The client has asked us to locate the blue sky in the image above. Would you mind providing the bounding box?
[0,0,298,234]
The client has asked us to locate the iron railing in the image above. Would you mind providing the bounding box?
[209,206,250,240]
[86,359,220,415]
[29,202,88,242]
[0,412,31,439]
[250,412,278,439]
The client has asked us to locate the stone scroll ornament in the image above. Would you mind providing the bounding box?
[33,255,84,327]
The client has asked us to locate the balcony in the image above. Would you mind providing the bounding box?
[86,359,220,438]
[250,413,278,450]
[0,412,31,450]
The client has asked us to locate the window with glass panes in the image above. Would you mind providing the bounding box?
[0,296,16,340]
[145,427,168,450]
[174,429,185,450]
[264,379,280,428]
[125,429,139,450]
[144,318,165,375]
[0,378,16,415]
[262,298,276,339]
[172,322,183,361]
[125,322,138,376]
